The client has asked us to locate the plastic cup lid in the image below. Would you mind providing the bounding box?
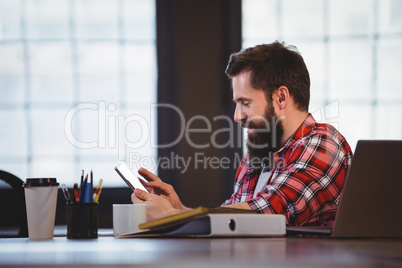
[24,178,59,187]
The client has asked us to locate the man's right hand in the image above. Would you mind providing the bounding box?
[131,189,181,222]
[138,167,186,210]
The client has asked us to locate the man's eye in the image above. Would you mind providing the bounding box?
[242,102,250,107]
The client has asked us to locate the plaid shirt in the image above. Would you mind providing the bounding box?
[222,114,353,227]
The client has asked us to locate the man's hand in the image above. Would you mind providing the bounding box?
[131,188,181,222]
[138,167,186,210]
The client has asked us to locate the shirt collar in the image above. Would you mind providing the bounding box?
[275,113,316,156]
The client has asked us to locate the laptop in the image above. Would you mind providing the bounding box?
[286,140,402,238]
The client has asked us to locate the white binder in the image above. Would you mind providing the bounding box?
[166,214,286,237]
[118,214,286,238]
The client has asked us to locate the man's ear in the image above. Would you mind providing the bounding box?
[275,86,290,109]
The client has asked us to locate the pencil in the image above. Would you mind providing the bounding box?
[93,179,103,203]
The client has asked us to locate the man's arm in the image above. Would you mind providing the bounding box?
[224,202,252,210]
[132,188,252,222]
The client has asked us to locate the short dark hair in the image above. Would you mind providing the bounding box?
[225,41,310,112]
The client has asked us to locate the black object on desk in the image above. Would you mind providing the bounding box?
[0,170,28,238]
[66,202,98,239]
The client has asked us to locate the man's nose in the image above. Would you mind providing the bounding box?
[234,104,246,123]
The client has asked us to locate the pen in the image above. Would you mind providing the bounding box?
[93,178,103,203]
[79,169,84,197]
[61,183,71,202]
[90,170,93,203]
[80,174,88,202]
[73,183,80,203]
[84,181,91,203]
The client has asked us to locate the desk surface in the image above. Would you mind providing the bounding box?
[1,234,402,267]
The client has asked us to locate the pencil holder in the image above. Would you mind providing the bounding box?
[66,203,98,239]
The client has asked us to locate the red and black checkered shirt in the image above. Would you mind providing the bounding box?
[222,114,353,227]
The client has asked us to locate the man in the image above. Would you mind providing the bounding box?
[132,41,353,227]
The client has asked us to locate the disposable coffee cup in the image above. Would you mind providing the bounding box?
[113,204,146,237]
[23,178,59,240]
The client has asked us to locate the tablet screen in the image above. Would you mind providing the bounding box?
[114,161,149,192]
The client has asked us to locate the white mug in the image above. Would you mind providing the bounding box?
[113,204,146,237]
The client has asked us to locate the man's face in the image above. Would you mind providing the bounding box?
[232,71,284,168]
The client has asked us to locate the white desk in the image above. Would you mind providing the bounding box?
[1,234,402,267]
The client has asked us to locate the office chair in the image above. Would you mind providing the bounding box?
[0,170,28,237]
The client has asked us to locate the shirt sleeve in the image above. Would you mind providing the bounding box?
[221,156,249,206]
[247,134,350,226]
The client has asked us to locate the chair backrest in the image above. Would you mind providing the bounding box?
[0,170,28,237]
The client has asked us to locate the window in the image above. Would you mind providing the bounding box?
[242,0,402,151]
[0,0,156,187]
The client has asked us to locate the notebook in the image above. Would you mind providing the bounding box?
[287,140,402,238]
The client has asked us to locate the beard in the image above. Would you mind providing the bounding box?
[242,105,284,169]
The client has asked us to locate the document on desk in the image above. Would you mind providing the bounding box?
[116,206,286,238]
